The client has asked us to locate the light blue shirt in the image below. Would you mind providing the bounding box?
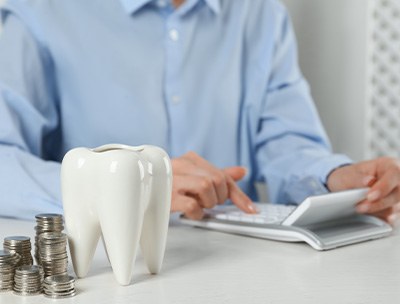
[0,0,351,220]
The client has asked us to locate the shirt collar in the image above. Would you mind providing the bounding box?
[205,0,221,15]
[204,0,221,15]
[119,0,152,14]
[119,0,221,15]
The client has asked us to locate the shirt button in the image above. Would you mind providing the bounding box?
[157,0,166,7]
[171,95,181,104]
[169,29,179,41]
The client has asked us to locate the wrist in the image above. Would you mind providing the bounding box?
[325,163,351,192]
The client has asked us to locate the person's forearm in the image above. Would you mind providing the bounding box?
[0,144,62,220]
[257,135,352,204]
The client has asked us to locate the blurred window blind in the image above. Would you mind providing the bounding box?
[368,0,400,158]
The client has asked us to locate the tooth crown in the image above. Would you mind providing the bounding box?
[61,144,172,286]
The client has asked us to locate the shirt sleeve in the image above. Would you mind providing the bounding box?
[0,11,62,220]
[255,6,353,205]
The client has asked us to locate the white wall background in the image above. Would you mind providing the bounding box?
[281,0,368,161]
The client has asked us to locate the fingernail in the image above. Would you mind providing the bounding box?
[362,175,376,187]
[367,190,380,201]
[241,166,248,176]
[357,204,370,213]
[388,214,400,226]
[247,204,259,213]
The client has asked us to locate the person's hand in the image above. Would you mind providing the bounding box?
[327,157,400,225]
[170,151,257,220]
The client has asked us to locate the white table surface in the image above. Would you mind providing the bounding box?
[0,216,399,304]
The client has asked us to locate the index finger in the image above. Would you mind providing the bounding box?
[225,175,257,214]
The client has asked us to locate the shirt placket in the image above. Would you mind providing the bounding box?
[164,13,185,157]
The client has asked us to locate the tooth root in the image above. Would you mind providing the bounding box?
[62,148,101,278]
[140,146,172,274]
[66,217,101,278]
[96,152,149,286]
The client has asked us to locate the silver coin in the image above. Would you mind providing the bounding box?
[41,254,68,260]
[42,268,68,274]
[43,259,68,263]
[47,290,76,297]
[13,290,43,296]
[0,269,14,273]
[39,248,67,253]
[15,284,42,289]
[14,276,42,281]
[0,254,14,258]
[3,246,31,250]
[44,292,76,299]
[14,277,42,281]
[13,285,42,291]
[14,283,42,287]
[40,244,67,249]
[41,257,68,261]
[14,275,42,280]
[4,245,31,249]
[0,250,14,257]
[44,285,74,290]
[35,213,63,219]
[43,282,74,289]
[40,244,67,250]
[43,262,68,266]
[44,274,75,284]
[0,274,14,279]
[15,265,41,273]
[4,236,30,242]
[42,261,68,266]
[39,232,67,240]
[13,282,42,287]
[43,284,74,290]
[36,222,64,226]
[35,225,63,230]
[40,247,67,252]
[43,271,68,276]
[3,243,31,247]
[36,222,63,225]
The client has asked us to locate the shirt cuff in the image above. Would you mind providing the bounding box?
[284,153,354,204]
[313,153,354,187]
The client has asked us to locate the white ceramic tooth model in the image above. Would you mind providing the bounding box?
[61,144,172,286]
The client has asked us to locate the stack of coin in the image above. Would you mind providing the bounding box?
[34,214,64,265]
[38,232,68,277]
[0,250,20,292]
[3,236,33,266]
[43,274,76,298]
[13,265,44,296]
